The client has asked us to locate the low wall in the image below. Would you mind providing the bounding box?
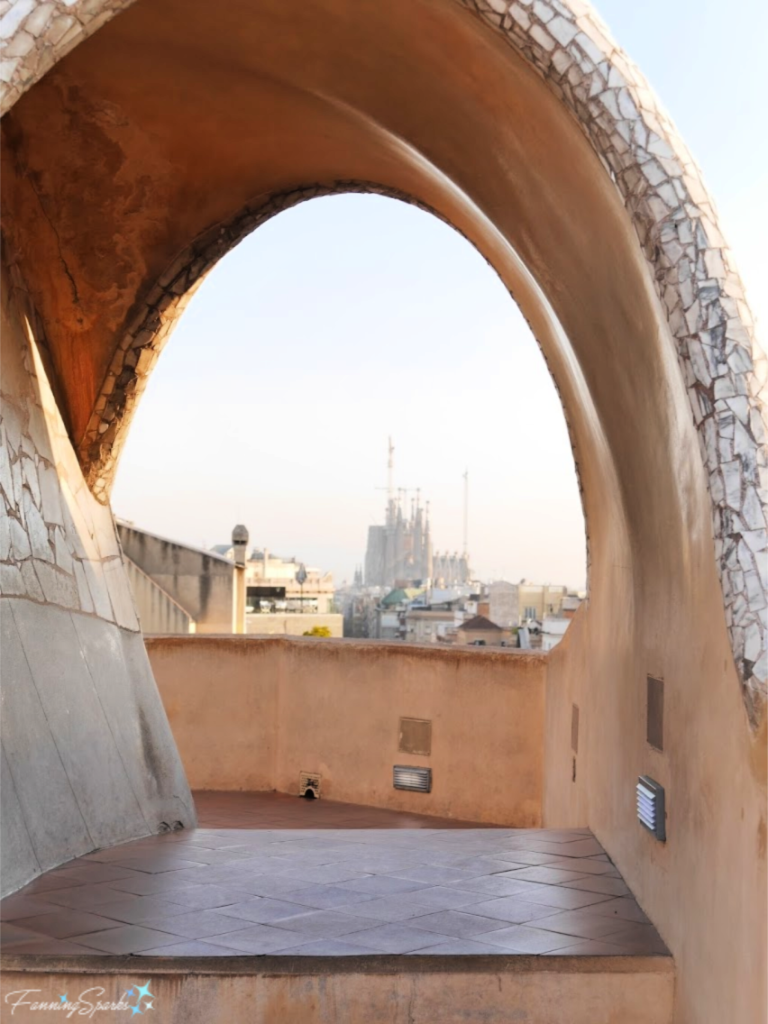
[0,956,675,1024]
[146,636,547,826]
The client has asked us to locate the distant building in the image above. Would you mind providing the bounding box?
[339,587,380,638]
[365,493,433,588]
[404,589,465,643]
[431,551,471,587]
[456,614,511,647]
[244,549,334,615]
[376,587,425,640]
[517,581,568,624]
[213,543,341,637]
[487,581,519,630]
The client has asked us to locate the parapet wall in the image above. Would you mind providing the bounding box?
[146,635,547,826]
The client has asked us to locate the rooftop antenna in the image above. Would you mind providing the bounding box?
[462,469,469,560]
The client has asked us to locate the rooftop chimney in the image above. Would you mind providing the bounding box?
[231,524,249,568]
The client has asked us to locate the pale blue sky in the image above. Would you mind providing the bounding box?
[112,0,766,589]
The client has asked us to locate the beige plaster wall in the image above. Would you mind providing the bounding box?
[545,566,767,1024]
[146,636,546,826]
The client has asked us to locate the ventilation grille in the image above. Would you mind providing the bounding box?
[393,765,432,793]
[637,775,665,841]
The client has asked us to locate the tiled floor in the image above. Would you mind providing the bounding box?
[192,791,499,830]
[0,794,668,958]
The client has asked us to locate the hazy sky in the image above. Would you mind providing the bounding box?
[111,0,766,590]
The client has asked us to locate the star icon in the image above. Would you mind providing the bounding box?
[59,995,67,1004]
[135,983,154,1002]
[145,1002,154,1011]
[130,1006,143,1017]
[126,989,134,996]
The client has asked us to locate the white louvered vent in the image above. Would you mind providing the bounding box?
[393,765,432,793]
[637,775,666,841]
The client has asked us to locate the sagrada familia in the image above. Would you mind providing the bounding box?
[364,494,470,589]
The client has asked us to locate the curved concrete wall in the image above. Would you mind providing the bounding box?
[0,272,195,898]
[0,1,765,1021]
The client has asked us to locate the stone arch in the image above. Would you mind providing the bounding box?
[3,5,768,1020]
[2,0,765,716]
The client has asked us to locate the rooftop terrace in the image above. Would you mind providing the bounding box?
[2,794,667,959]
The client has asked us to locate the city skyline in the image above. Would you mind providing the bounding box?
[110,192,590,590]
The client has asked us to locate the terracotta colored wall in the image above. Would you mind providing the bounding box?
[0,958,675,1024]
[146,636,547,826]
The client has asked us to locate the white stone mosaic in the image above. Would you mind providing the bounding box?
[0,0,765,716]
[0,277,139,632]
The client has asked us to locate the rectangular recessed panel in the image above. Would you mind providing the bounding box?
[393,765,432,793]
[571,704,579,754]
[637,775,665,841]
[399,717,432,756]
[647,676,664,751]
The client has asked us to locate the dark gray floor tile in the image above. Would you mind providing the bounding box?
[469,896,563,925]
[511,883,615,910]
[143,909,257,940]
[160,885,254,911]
[342,923,441,954]
[137,940,242,956]
[268,910,380,938]
[71,897,189,926]
[445,875,536,898]
[391,865,480,886]
[270,938,382,955]
[587,898,652,925]
[409,910,508,939]
[406,938,508,954]
[531,908,636,940]
[337,897,441,923]
[497,866,592,885]
[338,876,430,896]
[477,924,575,954]
[561,875,631,896]
[72,926,182,954]
[217,898,313,925]
[542,939,636,956]
[277,886,377,911]
[201,924,300,955]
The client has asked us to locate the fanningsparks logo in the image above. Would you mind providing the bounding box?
[4,983,155,1017]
